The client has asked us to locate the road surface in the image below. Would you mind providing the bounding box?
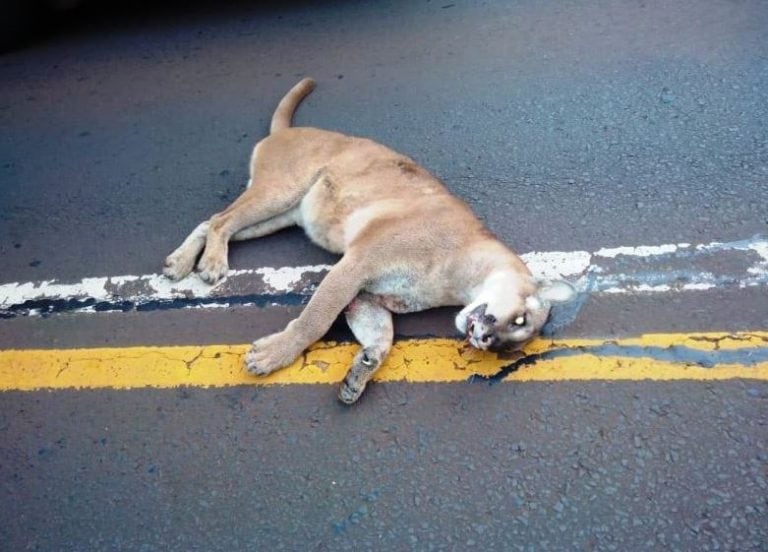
[1,0,767,550]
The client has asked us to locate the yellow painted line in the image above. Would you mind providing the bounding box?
[0,332,767,391]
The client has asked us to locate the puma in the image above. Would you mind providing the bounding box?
[163,78,575,403]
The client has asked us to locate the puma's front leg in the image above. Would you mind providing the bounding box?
[338,294,393,405]
[245,254,369,376]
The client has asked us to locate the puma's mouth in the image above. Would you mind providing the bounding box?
[466,318,496,350]
[466,320,479,348]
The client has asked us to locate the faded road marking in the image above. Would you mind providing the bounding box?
[1,332,766,391]
[1,236,766,318]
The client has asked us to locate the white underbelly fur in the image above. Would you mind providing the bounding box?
[365,270,454,313]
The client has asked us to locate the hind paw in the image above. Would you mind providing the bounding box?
[163,252,196,281]
[196,254,229,284]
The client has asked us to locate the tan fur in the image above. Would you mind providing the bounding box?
[163,78,574,403]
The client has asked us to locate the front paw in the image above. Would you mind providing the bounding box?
[196,254,229,284]
[245,332,300,376]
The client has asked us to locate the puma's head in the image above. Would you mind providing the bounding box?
[455,277,576,351]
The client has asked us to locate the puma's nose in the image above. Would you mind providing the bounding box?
[480,333,493,345]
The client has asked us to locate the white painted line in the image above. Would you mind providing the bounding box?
[1,236,766,317]
[518,250,592,280]
[595,243,685,259]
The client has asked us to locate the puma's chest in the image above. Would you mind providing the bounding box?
[364,271,450,313]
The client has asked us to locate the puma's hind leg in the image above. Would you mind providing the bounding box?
[163,209,298,281]
[163,220,211,281]
[163,162,309,284]
[195,177,310,284]
[338,294,394,404]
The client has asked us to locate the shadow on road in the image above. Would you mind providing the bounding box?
[2,0,338,53]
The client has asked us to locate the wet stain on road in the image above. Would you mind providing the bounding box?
[481,341,768,384]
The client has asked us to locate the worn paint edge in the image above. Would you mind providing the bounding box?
[1,332,767,391]
[2,235,766,319]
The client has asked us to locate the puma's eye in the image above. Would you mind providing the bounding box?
[513,315,526,327]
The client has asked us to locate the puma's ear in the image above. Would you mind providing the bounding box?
[536,279,576,304]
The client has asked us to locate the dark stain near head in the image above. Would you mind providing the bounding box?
[471,343,768,385]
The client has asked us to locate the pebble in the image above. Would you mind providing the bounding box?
[660,88,676,104]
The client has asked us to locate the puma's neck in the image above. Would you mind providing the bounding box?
[455,240,533,304]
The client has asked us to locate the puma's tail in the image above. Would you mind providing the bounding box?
[270,77,316,134]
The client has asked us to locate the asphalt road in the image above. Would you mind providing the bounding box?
[1,0,767,550]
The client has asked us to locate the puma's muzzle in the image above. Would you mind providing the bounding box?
[464,303,500,350]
